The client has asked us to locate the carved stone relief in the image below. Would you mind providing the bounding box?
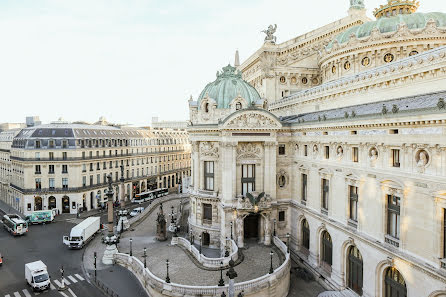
[237,143,262,159]
[226,113,279,129]
[200,142,219,158]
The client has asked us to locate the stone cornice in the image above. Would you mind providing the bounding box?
[270,46,446,111]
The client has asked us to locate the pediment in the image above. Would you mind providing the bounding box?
[221,109,282,130]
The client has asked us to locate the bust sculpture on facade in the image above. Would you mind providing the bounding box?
[416,150,429,173]
[350,0,365,9]
[262,24,277,44]
[336,146,344,159]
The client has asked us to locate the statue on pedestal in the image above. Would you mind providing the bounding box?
[156,203,167,241]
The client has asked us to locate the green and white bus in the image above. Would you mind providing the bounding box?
[2,214,28,236]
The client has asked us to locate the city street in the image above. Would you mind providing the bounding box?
[0,202,149,297]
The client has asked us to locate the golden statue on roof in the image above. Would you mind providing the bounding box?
[373,0,420,18]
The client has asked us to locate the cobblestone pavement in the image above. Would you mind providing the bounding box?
[287,261,326,297]
[117,198,283,286]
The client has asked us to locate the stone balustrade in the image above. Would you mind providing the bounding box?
[172,236,239,268]
[114,236,291,297]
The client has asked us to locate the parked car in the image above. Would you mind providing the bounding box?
[130,207,144,217]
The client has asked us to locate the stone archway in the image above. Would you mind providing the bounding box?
[90,192,94,210]
[34,196,43,211]
[48,196,56,210]
[244,213,260,239]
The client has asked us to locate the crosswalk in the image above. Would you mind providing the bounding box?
[4,274,85,297]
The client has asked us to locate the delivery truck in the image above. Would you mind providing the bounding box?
[25,210,54,224]
[63,217,100,249]
[25,260,50,291]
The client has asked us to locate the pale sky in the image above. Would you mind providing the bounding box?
[1,0,445,126]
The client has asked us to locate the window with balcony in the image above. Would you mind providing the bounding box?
[62,165,68,174]
[82,164,86,172]
[35,165,41,174]
[349,186,358,222]
[387,194,401,242]
[49,152,54,160]
[90,175,93,185]
[241,164,255,196]
[90,163,93,171]
[35,178,41,189]
[82,152,86,159]
[49,178,55,190]
[204,161,214,191]
[62,140,68,148]
[392,149,400,167]
[62,152,67,160]
[321,179,329,212]
[82,176,86,187]
[62,178,68,189]
[301,174,307,202]
[97,174,100,184]
[352,147,359,163]
[35,152,40,160]
[96,163,100,170]
[35,140,41,148]
[49,140,55,148]
[103,162,106,169]
[48,165,55,174]
[202,203,212,223]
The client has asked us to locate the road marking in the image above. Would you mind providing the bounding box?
[5,294,11,297]
[67,275,77,283]
[74,274,84,281]
[22,289,31,297]
[13,292,20,297]
[54,279,62,287]
[50,283,56,290]
[59,292,69,297]
[67,288,77,297]
[63,278,70,286]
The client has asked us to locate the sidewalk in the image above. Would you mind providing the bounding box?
[0,199,23,217]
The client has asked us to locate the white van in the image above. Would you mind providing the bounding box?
[25,261,50,291]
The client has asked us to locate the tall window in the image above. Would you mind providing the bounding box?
[62,178,68,189]
[204,161,214,191]
[384,267,406,297]
[241,164,255,195]
[49,152,54,160]
[82,176,86,187]
[392,149,400,167]
[304,145,308,156]
[97,174,100,184]
[301,174,307,202]
[347,246,363,295]
[387,195,401,239]
[62,165,68,174]
[49,178,55,190]
[48,165,54,174]
[35,178,41,189]
[202,203,212,222]
[278,144,286,155]
[352,147,359,163]
[349,186,358,222]
[35,140,41,148]
[321,179,329,210]
[35,165,41,174]
[321,231,332,266]
[90,175,93,185]
[302,219,310,250]
[62,152,67,160]
[324,146,330,159]
[443,209,446,259]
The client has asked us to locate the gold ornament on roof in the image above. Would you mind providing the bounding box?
[373,0,420,19]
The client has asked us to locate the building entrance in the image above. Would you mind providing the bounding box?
[62,196,70,213]
[34,196,43,211]
[202,232,210,246]
[244,214,260,239]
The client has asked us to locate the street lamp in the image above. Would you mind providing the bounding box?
[230,221,233,240]
[273,219,276,237]
[143,247,147,268]
[269,251,274,274]
[218,261,225,286]
[165,259,170,283]
[286,233,290,254]
[225,237,230,257]
[94,252,97,279]
[130,238,133,256]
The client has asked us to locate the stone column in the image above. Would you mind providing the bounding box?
[222,142,237,204]
[192,141,199,191]
[236,215,244,248]
[264,141,277,199]
[264,213,271,246]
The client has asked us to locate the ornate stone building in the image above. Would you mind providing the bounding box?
[0,122,191,215]
[188,1,446,296]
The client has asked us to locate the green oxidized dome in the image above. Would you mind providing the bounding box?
[327,12,446,50]
[197,64,261,109]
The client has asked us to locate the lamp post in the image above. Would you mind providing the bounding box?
[94,252,97,279]
[225,237,230,257]
[218,261,225,286]
[269,251,274,274]
[165,259,170,283]
[117,165,129,233]
[230,221,233,240]
[273,219,276,237]
[129,238,133,256]
[226,260,237,297]
[143,247,147,268]
[286,233,290,254]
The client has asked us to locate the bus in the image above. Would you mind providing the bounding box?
[2,214,28,236]
[131,188,169,204]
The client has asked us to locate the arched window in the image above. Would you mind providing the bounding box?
[236,102,242,110]
[348,246,363,295]
[301,219,310,250]
[205,103,209,113]
[384,267,406,297]
[321,231,332,266]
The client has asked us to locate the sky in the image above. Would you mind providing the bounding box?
[1,0,445,126]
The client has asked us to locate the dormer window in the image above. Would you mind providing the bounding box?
[236,102,242,111]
